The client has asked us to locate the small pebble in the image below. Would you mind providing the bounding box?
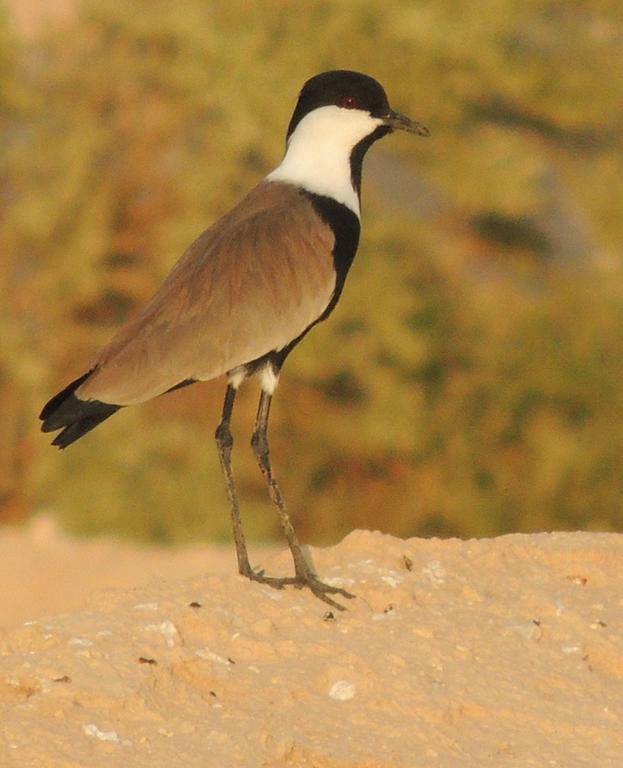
[422,561,446,585]
[144,621,178,648]
[328,680,356,701]
[82,724,120,742]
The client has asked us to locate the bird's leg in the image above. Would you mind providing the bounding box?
[251,389,355,610]
[215,384,254,579]
[215,384,295,589]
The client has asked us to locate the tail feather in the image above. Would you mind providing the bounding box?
[40,371,122,449]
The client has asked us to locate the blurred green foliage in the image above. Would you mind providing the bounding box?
[2,0,623,543]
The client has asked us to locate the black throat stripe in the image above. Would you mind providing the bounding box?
[306,191,360,320]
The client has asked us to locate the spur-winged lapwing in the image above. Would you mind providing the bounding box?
[40,70,429,609]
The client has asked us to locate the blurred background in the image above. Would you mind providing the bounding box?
[2,0,623,547]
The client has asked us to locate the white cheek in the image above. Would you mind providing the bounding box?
[267,105,383,216]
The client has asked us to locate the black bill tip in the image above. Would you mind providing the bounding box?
[383,109,430,137]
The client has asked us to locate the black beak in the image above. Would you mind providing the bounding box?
[383,109,430,137]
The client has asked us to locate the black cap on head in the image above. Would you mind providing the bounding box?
[286,70,391,140]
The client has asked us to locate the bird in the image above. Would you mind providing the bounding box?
[40,70,429,610]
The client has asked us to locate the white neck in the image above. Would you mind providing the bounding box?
[266,105,383,217]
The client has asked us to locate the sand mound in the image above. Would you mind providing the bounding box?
[1,528,622,766]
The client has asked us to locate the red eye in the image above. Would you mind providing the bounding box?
[339,95,357,109]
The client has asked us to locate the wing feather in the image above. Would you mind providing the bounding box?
[77,182,336,405]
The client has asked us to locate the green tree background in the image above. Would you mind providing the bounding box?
[2,0,623,543]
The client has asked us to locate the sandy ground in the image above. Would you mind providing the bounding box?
[0,516,278,628]
[1,520,622,767]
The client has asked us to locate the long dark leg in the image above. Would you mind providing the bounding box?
[215,385,253,577]
[251,389,354,610]
[215,385,299,590]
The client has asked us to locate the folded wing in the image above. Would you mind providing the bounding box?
[77,181,337,406]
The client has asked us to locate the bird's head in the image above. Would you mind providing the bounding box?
[269,70,429,215]
[286,70,429,144]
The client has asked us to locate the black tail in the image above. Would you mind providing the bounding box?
[39,371,122,449]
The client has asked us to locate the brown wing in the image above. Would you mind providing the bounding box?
[77,182,336,405]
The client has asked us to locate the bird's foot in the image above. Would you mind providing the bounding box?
[245,570,299,589]
[241,567,355,611]
[293,573,355,612]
